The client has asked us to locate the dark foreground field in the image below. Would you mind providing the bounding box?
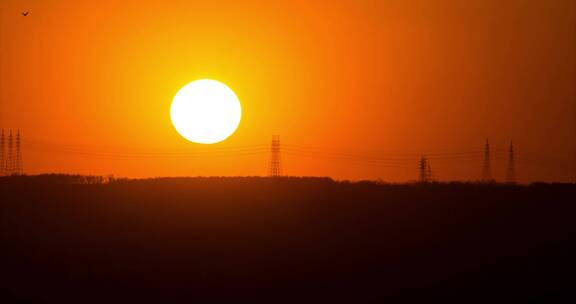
[1,175,574,302]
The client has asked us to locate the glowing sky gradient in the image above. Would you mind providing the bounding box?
[1,0,574,182]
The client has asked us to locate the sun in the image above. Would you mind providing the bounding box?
[170,79,242,144]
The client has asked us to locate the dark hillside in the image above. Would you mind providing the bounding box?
[1,176,574,302]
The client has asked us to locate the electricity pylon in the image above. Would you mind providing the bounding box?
[14,130,23,175]
[7,130,14,174]
[269,135,282,177]
[506,141,516,184]
[427,160,433,182]
[419,155,431,183]
[0,129,5,175]
[0,129,23,175]
[482,139,493,182]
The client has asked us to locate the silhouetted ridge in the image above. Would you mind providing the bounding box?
[1,175,574,302]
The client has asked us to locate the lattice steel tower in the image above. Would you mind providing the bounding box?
[0,129,5,175]
[7,130,14,174]
[506,141,516,184]
[14,130,23,175]
[427,160,433,182]
[419,155,431,183]
[482,139,493,182]
[269,135,282,177]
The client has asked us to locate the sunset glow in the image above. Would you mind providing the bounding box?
[0,0,574,300]
[0,0,574,181]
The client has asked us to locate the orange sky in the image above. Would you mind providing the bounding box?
[1,0,575,182]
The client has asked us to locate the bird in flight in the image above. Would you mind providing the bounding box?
[22,11,30,17]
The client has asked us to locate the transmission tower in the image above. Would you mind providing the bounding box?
[506,141,516,184]
[7,130,14,175]
[419,155,430,183]
[427,160,433,182]
[14,130,23,175]
[481,139,493,182]
[269,135,282,177]
[0,129,5,175]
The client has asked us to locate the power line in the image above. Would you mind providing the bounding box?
[24,145,268,159]
[10,136,573,182]
[284,143,485,157]
[283,151,415,168]
[22,138,268,154]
